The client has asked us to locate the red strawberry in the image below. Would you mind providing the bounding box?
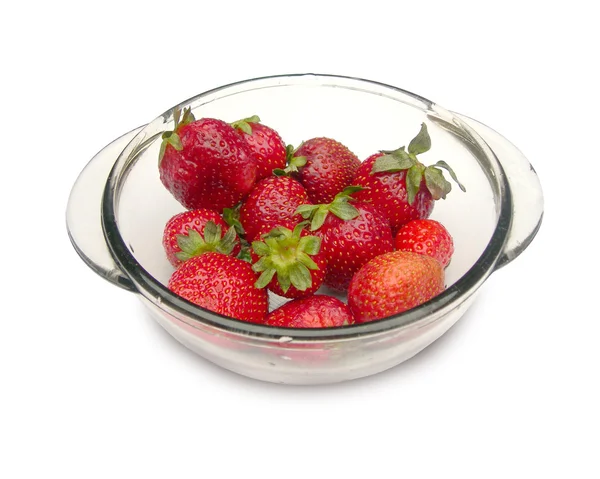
[348,250,445,323]
[265,295,354,328]
[159,107,258,211]
[353,123,465,233]
[297,187,394,292]
[251,224,327,299]
[168,252,268,323]
[239,175,311,242]
[289,138,361,204]
[231,115,287,180]
[395,219,454,268]
[162,209,241,268]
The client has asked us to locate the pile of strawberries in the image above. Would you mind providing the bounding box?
[158,108,465,328]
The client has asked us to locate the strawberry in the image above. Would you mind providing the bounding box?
[239,175,311,242]
[394,219,454,268]
[159,107,258,211]
[231,115,287,180]
[168,252,268,323]
[297,187,394,292]
[265,295,354,328]
[162,209,241,268]
[251,224,327,299]
[348,250,445,323]
[352,123,465,233]
[288,138,361,204]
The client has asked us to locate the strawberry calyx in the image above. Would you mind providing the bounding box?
[223,202,245,236]
[273,144,307,176]
[370,123,466,204]
[252,223,322,293]
[295,186,364,231]
[159,107,196,164]
[231,115,261,135]
[223,203,253,262]
[175,220,237,262]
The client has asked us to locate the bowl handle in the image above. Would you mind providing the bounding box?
[66,127,144,292]
[454,113,544,270]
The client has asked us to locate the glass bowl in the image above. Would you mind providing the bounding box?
[66,74,543,385]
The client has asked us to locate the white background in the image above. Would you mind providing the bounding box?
[1,1,598,478]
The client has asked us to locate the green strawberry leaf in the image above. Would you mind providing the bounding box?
[252,256,270,273]
[245,115,260,123]
[337,185,365,197]
[174,221,236,260]
[408,123,431,155]
[276,271,292,293]
[176,230,203,254]
[223,205,246,236]
[371,147,414,174]
[235,121,253,135]
[231,115,260,135]
[158,141,168,165]
[406,165,424,205]
[292,221,309,237]
[288,263,312,291]
[217,227,238,254]
[159,131,183,164]
[371,154,411,174]
[158,107,195,165]
[424,166,452,200]
[237,243,252,263]
[434,160,466,192]
[298,235,321,256]
[285,142,304,161]
[297,252,319,270]
[327,186,362,220]
[296,204,331,231]
[172,107,181,127]
[277,144,308,175]
[295,204,319,219]
[202,221,221,245]
[255,268,277,289]
[310,207,329,231]
[252,241,269,256]
[264,227,292,241]
[289,155,307,170]
[329,201,360,221]
[180,107,196,127]
[174,251,192,262]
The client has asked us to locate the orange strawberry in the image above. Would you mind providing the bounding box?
[348,250,445,323]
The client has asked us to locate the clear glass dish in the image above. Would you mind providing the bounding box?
[66,74,543,384]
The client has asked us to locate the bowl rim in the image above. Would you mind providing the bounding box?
[101,73,512,340]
